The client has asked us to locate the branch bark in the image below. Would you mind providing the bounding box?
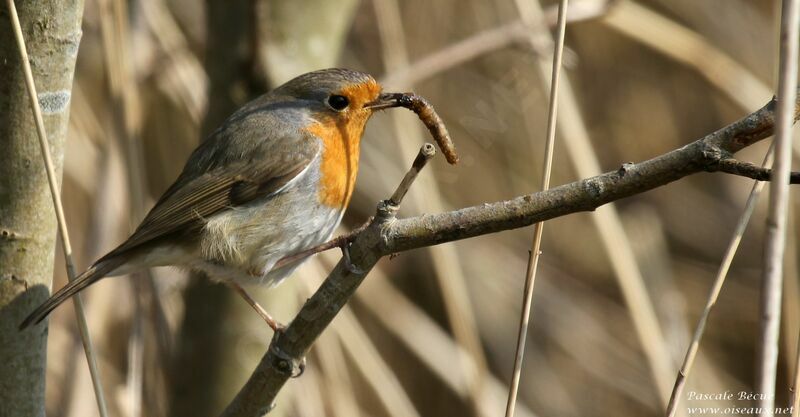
[219,92,799,417]
[0,1,84,416]
[714,158,800,184]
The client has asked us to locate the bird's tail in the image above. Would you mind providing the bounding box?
[19,257,125,329]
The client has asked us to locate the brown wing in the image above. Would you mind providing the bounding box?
[105,155,314,258]
[20,155,315,329]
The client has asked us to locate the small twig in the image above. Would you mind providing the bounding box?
[714,158,800,183]
[6,2,110,416]
[389,143,437,205]
[666,145,774,417]
[505,1,569,416]
[757,0,800,413]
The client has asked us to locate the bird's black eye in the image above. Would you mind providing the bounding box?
[327,94,349,111]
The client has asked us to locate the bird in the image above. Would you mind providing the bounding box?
[21,68,409,331]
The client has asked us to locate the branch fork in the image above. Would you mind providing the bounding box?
[700,141,800,184]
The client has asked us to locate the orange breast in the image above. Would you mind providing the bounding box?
[305,118,364,209]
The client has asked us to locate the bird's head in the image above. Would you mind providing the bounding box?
[274,68,406,129]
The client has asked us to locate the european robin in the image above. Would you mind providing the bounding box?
[21,68,415,331]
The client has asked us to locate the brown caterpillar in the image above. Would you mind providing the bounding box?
[385,92,459,165]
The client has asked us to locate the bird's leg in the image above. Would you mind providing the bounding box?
[232,282,307,378]
[229,282,285,333]
[272,216,374,270]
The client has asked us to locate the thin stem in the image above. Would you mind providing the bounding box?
[763,0,800,415]
[714,158,800,183]
[5,1,109,416]
[757,0,800,413]
[505,1,569,416]
[517,0,679,407]
[389,143,437,205]
[666,145,774,417]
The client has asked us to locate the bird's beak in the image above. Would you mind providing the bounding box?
[364,92,410,110]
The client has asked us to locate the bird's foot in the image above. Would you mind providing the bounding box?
[270,332,306,378]
[294,357,307,378]
[338,239,364,274]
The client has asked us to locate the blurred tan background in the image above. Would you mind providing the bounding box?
[46,0,792,416]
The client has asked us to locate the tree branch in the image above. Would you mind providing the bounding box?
[713,158,800,184]
[220,93,799,417]
[0,1,87,415]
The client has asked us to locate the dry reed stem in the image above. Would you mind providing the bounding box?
[514,0,681,409]
[761,0,800,414]
[505,1,569,416]
[666,145,774,417]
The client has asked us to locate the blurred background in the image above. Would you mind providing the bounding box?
[46,0,793,416]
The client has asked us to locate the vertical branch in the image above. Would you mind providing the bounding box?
[504,1,568,416]
[759,0,800,414]
[0,0,109,416]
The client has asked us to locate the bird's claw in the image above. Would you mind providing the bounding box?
[292,357,307,378]
[270,333,306,378]
[339,240,364,274]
